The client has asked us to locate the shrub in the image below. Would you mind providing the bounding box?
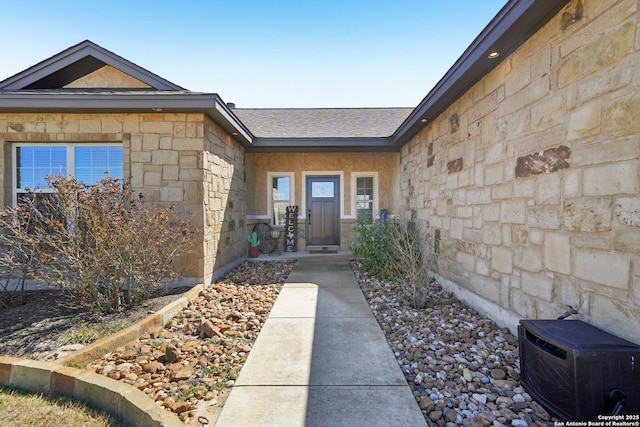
[0,203,50,308]
[385,220,439,309]
[0,176,194,314]
[351,219,439,309]
[350,221,397,282]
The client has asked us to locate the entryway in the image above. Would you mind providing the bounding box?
[305,176,340,247]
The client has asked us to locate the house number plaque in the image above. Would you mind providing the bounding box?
[285,205,298,252]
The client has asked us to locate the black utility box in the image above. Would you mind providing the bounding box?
[518,319,640,421]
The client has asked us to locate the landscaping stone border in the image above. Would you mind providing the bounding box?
[0,284,204,427]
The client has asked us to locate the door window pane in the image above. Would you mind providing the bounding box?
[312,181,334,198]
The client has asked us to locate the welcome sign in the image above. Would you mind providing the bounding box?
[285,205,298,252]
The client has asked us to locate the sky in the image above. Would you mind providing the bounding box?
[1,1,507,108]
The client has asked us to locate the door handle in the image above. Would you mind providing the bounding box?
[308,209,311,224]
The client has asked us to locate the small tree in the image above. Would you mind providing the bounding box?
[0,176,194,314]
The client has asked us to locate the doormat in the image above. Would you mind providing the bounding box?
[309,249,338,254]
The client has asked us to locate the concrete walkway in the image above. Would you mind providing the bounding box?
[215,254,427,427]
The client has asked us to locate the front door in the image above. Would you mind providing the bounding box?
[306,176,340,246]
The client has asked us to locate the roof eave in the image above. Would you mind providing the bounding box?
[392,0,571,147]
[0,92,253,147]
[249,137,397,153]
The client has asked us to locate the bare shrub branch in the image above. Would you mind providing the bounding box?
[0,176,195,314]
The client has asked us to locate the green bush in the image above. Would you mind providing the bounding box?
[352,219,439,309]
[350,221,397,282]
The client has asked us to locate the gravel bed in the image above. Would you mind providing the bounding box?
[350,259,556,427]
[89,260,295,425]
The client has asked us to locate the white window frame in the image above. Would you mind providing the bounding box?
[12,142,123,207]
[351,172,378,223]
[267,172,295,226]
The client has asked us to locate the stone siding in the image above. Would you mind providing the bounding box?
[202,116,246,282]
[0,112,243,285]
[398,0,640,343]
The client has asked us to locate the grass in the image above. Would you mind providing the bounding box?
[63,324,125,345]
[0,386,126,427]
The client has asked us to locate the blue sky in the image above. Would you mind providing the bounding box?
[1,1,506,108]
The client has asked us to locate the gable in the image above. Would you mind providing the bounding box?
[0,40,183,91]
[64,65,151,89]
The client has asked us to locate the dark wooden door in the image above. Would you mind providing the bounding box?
[306,176,340,246]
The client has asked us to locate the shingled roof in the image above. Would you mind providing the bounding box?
[233,108,413,139]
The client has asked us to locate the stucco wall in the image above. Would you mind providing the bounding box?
[246,151,400,249]
[0,111,242,285]
[398,0,640,343]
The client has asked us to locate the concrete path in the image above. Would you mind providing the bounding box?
[215,254,427,427]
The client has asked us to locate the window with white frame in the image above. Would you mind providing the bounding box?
[269,173,294,226]
[354,174,377,224]
[13,143,123,205]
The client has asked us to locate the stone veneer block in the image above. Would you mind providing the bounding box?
[151,149,179,165]
[510,288,536,318]
[575,249,630,289]
[482,223,502,245]
[513,246,543,273]
[563,198,613,232]
[515,146,570,178]
[604,93,640,137]
[143,171,162,187]
[572,137,639,166]
[500,200,526,224]
[583,160,639,196]
[563,169,581,198]
[528,206,561,229]
[447,158,463,173]
[544,232,571,274]
[567,100,601,140]
[554,21,634,89]
[615,197,640,226]
[160,186,183,202]
[530,93,564,132]
[521,272,553,301]
[613,229,640,255]
[589,294,639,345]
[491,247,513,274]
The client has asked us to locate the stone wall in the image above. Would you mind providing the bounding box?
[202,116,246,282]
[398,0,640,343]
[0,111,241,285]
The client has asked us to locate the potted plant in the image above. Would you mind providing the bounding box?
[247,231,260,258]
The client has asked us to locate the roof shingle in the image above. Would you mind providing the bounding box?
[233,108,413,139]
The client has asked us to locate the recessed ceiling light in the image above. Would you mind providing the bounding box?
[420,118,428,123]
[232,132,239,136]
[488,52,500,59]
